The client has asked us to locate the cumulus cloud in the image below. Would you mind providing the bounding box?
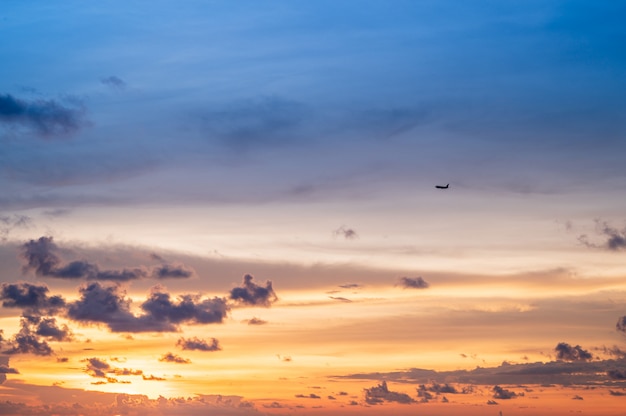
[176,337,221,352]
[229,274,277,307]
[3,328,53,356]
[34,317,73,341]
[555,342,593,362]
[20,237,193,282]
[159,352,191,364]
[0,282,66,315]
[0,93,87,137]
[398,276,429,289]
[364,381,415,405]
[68,283,229,333]
[492,385,518,399]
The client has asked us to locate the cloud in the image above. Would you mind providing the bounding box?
[229,274,277,307]
[329,296,352,302]
[333,226,358,240]
[578,220,626,251]
[142,374,166,381]
[364,381,415,405]
[608,370,626,380]
[83,357,143,381]
[338,283,362,289]
[246,317,267,325]
[152,264,195,279]
[398,276,429,289]
[0,282,66,314]
[555,342,593,362]
[68,283,229,333]
[0,93,87,137]
[100,76,127,90]
[295,393,321,399]
[3,326,53,356]
[0,365,19,374]
[34,317,73,341]
[159,352,191,364]
[176,337,221,352]
[20,237,193,282]
[609,390,626,396]
[492,385,518,400]
[617,316,626,333]
[0,214,31,241]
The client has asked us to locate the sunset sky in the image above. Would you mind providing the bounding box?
[1,1,626,415]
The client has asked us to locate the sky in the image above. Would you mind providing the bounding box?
[1,1,626,414]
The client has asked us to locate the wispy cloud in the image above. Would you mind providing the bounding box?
[176,337,221,352]
[578,220,626,251]
[333,226,358,240]
[100,76,127,90]
[0,93,87,137]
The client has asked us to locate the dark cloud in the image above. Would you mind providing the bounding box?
[487,400,498,405]
[617,316,626,333]
[364,381,415,405]
[608,370,626,380]
[176,337,221,352]
[578,220,626,251]
[159,352,191,364]
[398,276,429,289]
[100,76,126,90]
[295,393,321,399]
[333,226,358,240]
[0,365,19,374]
[20,236,192,282]
[229,274,277,307]
[34,317,73,341]
[0,93,86,137]
[68,283,229,333]
[141,289,229,325]
[152,264,194,279]
[555,342,593,362]
[246,317,267,325]
[609,390,626,396]
[3,327,53,356]
[492,385,518,400]
[0,282,66,314]
[82,357,143,381]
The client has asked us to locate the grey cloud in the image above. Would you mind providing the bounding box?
[0,93,86,137]
[68,283,228,333]
[398,276,429,289]
[34,317,73,342]
[246,317,267,325]
[0,214,31,241]
[338,283,362,289]
[609,390,626,396]
[0,282,66,314]
[83,357,143,381]
[229,274,277,307]
[492,385,518,399]
[555,342,593,362]
[295,393,320,399]
[0,366,19,374]
[3,328,53,356]
[329,296,352,302]
[617,316,626,333]
[608,370,626,380]
[152,264,195,279]
[176,337,221,352]
[159,352,191,364]
[100,76,126,90]
[141,289,229,325]
[20,236,191,281]
[364,381,415,405]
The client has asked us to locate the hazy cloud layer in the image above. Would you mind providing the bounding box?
[0,93,86,137]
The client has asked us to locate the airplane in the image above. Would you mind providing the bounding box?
[435,183,449,189]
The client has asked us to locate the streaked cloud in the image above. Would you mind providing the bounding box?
[176,336,221,352]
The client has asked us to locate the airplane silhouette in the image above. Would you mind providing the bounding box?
[435,184,449,189]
